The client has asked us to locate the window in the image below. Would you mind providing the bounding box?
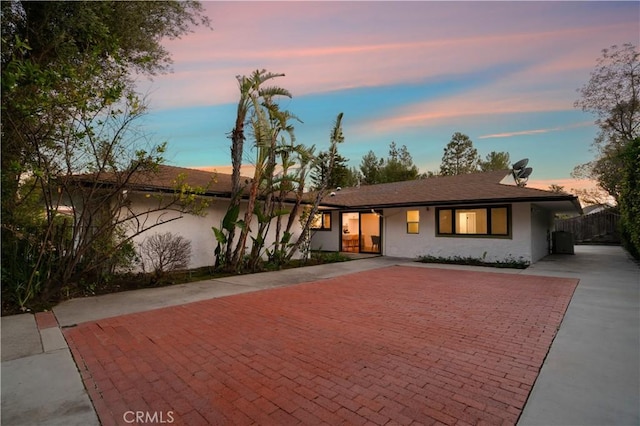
[406,210,419,234]
[311,212,331,230]
[455,209,487,234]
[437,205,510,237]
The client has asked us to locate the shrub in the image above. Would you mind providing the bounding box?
[416,254,529,269]
[619,137,640,260]
[311,250,351,263]
[138,232,192,281]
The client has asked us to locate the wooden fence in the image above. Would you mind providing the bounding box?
[554,209,621,244]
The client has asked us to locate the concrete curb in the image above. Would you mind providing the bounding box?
[1,311,100,425]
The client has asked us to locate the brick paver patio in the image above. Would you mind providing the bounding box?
[65,266,578,425]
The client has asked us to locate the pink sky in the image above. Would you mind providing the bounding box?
[137,1,639,202]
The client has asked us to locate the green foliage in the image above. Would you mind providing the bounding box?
[172,172,211,215]
[359,142,419,184]
[416,254,529,269]
[440,132,480,176]
[265,231,293,269]
[384,142,420,182]
[217,69,348,273]
[359,151,384,185]
[212,205,241,269]
[619,137,640,259]
[310,251,351,264]
[480,151,511,171]
[221,69,293,272]
[310,153,357,189]
[1,0,209,311]
[1,214,71,310]
[286,113,347,263]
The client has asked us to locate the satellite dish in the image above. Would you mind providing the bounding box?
[517,167,533,179]
[512,158,529,170]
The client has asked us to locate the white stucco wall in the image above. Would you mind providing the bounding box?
[123,193,304,269]
[310,210,340,251]
[530,204,553,262]
[308,202,562,265]
[358,203,536,264]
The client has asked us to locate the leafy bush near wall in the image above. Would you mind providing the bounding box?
[619,138,640,260]
[416,254,530,269]
[311,251,352,263]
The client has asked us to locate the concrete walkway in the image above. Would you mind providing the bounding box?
[518,245,640,426]
[1,246,638,425]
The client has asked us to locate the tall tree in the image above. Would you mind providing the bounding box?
[359,151,384,185]
[359,142,420,184]
[383,142,420,182]
[1,0,209,308]
[575,43,639,142]
[310,153,354,189]
[573,43,639,203]
[1,1,209,225]
[215,70,291,270]
[439,132,480,175]
[480,151,511,171]
[286,113,346,262]
[214,71,348,272]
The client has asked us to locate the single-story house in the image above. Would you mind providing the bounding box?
[69,164,305,269]
[310,170,582,265]
[71,165,581,269]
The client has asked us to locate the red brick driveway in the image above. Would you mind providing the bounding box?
[65,266,578,426]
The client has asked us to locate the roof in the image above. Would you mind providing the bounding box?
[73,166,581,214]
[73,164,299,202]
[582,203,615,215]
[74,165,239,197]
[130,165,236,195]
[319,170,582,213]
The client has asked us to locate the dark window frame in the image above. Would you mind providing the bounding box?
[436,205,511,238]
[406,210,420,234]
[311,211,332,231]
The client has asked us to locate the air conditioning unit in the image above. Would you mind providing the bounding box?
[552,231,575,254]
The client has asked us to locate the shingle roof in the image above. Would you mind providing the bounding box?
[129,165,236,195]
[74,165,581,213]
[75,164,239,196]
[319,170,581,211]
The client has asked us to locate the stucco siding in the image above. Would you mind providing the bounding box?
[310,211,340,251]
[530,204,553,262]
[380,203,534,263]
[123,194,304,269]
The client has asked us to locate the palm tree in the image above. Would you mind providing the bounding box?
[218,70,290,270]
[232,97,299,271]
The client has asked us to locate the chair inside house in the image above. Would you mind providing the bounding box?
[371,235,380,251]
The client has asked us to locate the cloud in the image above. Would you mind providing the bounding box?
[139,2,638,111]
[363,86,573,135]
[139,2,638,187]
[478,122,593,139]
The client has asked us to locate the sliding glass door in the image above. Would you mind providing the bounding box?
[340,211,382,254]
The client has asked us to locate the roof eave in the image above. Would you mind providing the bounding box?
[319,195,582,211]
